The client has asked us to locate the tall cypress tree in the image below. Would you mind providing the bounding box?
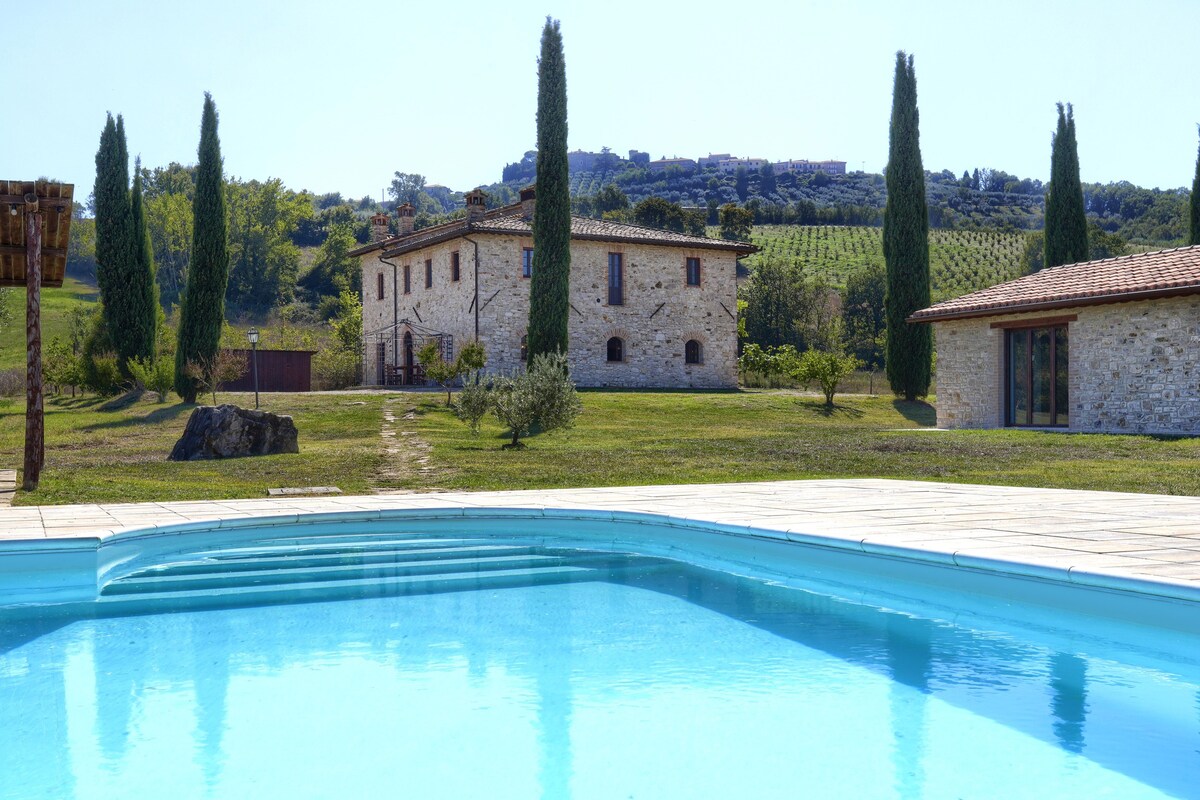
[129,157,159,362]
[1190,127,1200,246]
[93,113,133,359]
[175,93,229,402]
[526,17,570,362]
[883,52,932,401]
[1044,103,1089,268]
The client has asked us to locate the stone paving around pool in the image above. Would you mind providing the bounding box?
[1,479,1198,596]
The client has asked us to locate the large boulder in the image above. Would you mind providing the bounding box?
[169,404,299,461]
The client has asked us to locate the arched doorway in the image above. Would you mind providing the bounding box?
[403,331,415,385]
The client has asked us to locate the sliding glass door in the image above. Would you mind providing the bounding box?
[1006,325,1069,427]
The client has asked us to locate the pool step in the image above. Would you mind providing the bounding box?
[104,551,589,596]
[97,531,654,608]
[121,544,543,579]
[97,564,605,611]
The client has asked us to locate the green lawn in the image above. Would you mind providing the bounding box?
[0,277,98,371]
[396,391,1200,496]
[2,389,1198,506]
[0,392,386,505]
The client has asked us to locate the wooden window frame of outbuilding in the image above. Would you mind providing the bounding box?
[1000,316,1073,428]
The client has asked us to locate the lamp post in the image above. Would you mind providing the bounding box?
[247,328,260,409]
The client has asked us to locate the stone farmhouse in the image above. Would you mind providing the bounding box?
[911,245,1200,435]
[351,188,756,389]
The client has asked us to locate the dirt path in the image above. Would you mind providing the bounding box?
[375,396,440,492]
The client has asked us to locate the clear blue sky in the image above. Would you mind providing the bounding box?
[5,0,1199,200]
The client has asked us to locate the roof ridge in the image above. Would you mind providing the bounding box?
[1040,242,1200,273]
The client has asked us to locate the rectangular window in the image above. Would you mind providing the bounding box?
[522,247,533,279]
[403,264,411,294]
[686,257,701,286]
[1006,325,1069,427]
[608,252,624,305]
[425,259,433,289]
[451,251,460,282]
[376,272,385,301]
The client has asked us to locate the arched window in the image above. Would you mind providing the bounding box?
[685,340,702,364]
[520,334,528,363]
[606,337,624,363]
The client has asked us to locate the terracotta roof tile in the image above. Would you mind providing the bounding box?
[910,245,1200,322]
[350,202,756,258]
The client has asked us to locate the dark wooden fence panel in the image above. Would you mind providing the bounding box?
[221,349,315,392]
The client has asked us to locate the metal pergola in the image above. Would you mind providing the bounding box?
[364,319,452,386]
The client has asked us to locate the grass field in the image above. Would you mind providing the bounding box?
[398,391,1200,497]
[0,392,386,505]
[0,277,98,371]
[3,388,1198,507]
[738,225,1027,302]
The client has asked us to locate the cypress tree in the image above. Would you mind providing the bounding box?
[93,113,133,363]
[1044,103,1089,268]
[883,51,932,401]
[129,157,159,362]
[527,17,571,362]
[1190,127,1200,246]
[175,93,229,402]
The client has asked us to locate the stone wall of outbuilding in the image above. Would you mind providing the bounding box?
[932,295,1200,434]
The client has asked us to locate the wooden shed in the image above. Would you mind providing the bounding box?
[221,349,316,393]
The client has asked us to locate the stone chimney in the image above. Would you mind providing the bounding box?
[396,202,415,236]
[370,211,390,242]
[519,185,536,221]
[465,188,487,223]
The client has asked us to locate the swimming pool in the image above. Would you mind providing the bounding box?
[1,510,1198,798]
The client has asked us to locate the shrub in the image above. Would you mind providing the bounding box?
[313,348,361,390]
[453,370,492,435]
[790,349,863,407]
[0,368,22,397]
[127,356,175,403]
[475,351,581,448]
[418,339,487,405]
[184,348,248,405]
[83,352,123,396]
[44,337,84,394]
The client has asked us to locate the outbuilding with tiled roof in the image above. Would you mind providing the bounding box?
[910,245,1200,434]
[356,187,755,389]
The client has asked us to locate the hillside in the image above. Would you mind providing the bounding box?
[0,277,98,372]
[542,165,1188,246]
[736,225,1027,302]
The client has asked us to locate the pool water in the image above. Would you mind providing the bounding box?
[1,532,1198,799]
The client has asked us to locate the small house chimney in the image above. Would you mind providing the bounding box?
[370,211,390,242]
[396,202,415,236]
[465,188,487,223]
[519,185,536,221]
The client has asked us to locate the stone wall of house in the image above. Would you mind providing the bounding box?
[359,240,478,383]
[1070,295,1200,434]
[360,231,739,388]
[930,317,1005,428]
[932,296,1200,434]
[477,235,739,388]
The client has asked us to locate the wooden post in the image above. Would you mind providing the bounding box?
[23,193,43,491]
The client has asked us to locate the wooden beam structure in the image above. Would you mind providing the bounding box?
[0,180,72,288]
[0,180,74,492]
[24,195,43,490]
